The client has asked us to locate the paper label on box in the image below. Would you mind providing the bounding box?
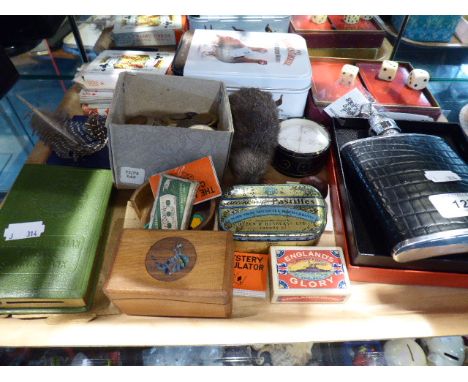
[429,193,468,219]
[324,88,370,118]
[233,252,268,298]
[424,171,461,183]
[3,221,45,241]
[274,247,348,290]
[120,166,145,185]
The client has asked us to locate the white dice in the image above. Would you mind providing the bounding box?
[339,64,360,87]
[310,15,328,24]
[378,60,399,81]
[407,69,430,90]
[344,15,360,24]
[361,16,373,21]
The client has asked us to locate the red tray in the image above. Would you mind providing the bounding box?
[290,15,385,49]
[327,145,468,289]
[290,15,334,31]
[310,60,368,103]
[308,58,442,123]
[357,62,432,107]
[328,15,379,31]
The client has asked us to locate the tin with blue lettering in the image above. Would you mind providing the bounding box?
[219,184,327,253]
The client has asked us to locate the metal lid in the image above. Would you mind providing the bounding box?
[184,29,312,90]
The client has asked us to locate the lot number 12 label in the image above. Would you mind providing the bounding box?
[429,193,468,219]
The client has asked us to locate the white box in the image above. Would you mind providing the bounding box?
[174,30,312,119]
[188,15,291,33]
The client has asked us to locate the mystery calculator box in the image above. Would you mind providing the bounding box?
[106,72,234,189]
[331,117,468,276]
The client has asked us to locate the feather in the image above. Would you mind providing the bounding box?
[16,95,79,144]
[16,95,107,160]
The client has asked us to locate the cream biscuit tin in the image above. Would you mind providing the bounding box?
[174,30,312,119]
[270,246,351,303]
[188,15,291,33]
[219,184,327,252]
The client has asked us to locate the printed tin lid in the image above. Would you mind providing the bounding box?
[183,29,312,91]
[219,184,327,242]
[270,246,351,297]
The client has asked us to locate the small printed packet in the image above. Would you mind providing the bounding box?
[148,174,199,230]
[149,156,221,205]
[270,246,351,303]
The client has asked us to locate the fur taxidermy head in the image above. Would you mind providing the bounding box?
[228,88,280,184]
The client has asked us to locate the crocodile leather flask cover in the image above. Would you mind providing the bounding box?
[340,121,468,263]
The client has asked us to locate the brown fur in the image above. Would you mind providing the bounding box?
[228,88,280,184]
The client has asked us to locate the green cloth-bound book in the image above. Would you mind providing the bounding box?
[0,164,113,314]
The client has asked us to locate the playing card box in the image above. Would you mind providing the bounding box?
[103,229,233,318]
[112,15,187,47]
[74,50,174,91]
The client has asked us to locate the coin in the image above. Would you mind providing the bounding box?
[192,113,218,126]
[169,113,190,121]
[189,124,215,131]
[126,115,148,125]
[161,117,178,127]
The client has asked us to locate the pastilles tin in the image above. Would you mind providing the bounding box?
[219,184,327,244]
[270,246,351,303]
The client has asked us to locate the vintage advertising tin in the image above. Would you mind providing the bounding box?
[112,15,187,47]
[173,30,312,119]
[188,15,291,33]
[273,118,331,177]
[270,246,351,303]
[219,184,327,252]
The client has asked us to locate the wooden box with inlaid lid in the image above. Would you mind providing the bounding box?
[104,229,233,318]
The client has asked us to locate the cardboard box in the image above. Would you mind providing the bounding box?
[103,229,233,318]
[106,73,234,189]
